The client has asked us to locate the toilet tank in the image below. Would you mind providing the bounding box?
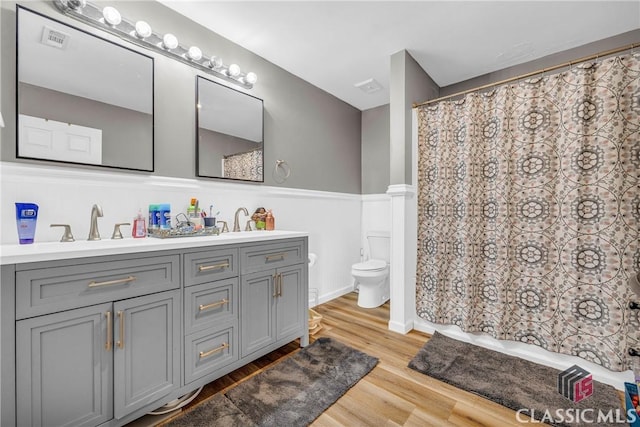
[367,231,390,262]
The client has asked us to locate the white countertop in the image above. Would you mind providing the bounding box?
[0,230,308,265]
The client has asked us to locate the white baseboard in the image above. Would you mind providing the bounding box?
[317,284,354,306]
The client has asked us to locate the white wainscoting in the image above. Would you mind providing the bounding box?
[0,162,361,305]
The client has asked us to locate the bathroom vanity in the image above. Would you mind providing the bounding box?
[0,231,308,427]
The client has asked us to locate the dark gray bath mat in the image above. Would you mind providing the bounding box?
[409,331,624,427]
[166,337,378,426]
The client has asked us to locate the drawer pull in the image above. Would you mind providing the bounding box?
[265,253,286,262]
[88,275,136,288]
[199,342,229,359]
[105,311,112,351]
[198,262,230,272]
[117,310,124,349]
[199,298,229,312]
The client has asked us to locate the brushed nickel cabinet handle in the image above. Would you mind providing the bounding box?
[105,311,112,351]
[198,262,230,272]
[199,298,229,312]
[117,311,124,349]
[273,274,278,298]
[199,342,229,359]
[278,273,283,297]
[265,253,286,261]
[88,275,136,288]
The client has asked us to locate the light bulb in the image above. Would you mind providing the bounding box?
[187,46,202,61]
[228,63,241,78]
[207,56,223,69]
[162,33,178,50]
[245,72,258,85]
[102,7,121,26]
[134,21,152,39]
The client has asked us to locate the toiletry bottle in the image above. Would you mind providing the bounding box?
[132,209,147,238]
[15,202,39,244]
[266,210,275,231]
[159,204,171,229]
[149,204,158,229]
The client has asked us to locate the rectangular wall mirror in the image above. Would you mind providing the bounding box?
[196,76,264,182]
[17,7,154,172]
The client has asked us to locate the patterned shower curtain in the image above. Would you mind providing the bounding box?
[415,53,640,372]
[223,149,263,181]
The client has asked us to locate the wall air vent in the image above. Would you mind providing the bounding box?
[354,78,383,94]
[41,25,70,49]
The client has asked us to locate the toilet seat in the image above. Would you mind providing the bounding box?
[352,260,387,272]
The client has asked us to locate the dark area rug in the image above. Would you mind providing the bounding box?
[166,337,378,427]
[409,332,624,427]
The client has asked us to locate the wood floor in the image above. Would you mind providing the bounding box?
[155,292,535,426]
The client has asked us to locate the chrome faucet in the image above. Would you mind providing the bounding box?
[88,204,103,241]
[233,207,249,232]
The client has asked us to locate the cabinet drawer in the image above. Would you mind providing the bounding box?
[16,255,179,319]
[184,248,238,287]
[184,326,238,385]
[184,278,238,335]
[240,240,304,274]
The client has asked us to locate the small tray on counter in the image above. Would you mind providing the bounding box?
[147,227,220,239]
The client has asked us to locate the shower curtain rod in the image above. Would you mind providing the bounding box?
[413,42,638,108]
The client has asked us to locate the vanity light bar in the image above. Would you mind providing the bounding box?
[53,0,257,89]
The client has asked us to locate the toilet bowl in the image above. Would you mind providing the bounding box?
[352,231,390,308]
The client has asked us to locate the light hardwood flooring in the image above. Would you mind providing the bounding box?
[149,291,538,426]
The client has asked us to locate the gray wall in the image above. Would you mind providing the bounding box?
[389,50,440,186]
[1,1,362,193]
[440,29,640,99]
[361,104,390,194]
[19,83,152,170]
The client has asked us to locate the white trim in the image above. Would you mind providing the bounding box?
[389,319,414,334]
[0,162,362,201]
[317,283,353,305]
[386,184,415,197]
[361,193,390,202]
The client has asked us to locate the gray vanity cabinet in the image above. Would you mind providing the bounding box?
[240,263,306,358]
[113,290,180,419]
[16,290,180,426]
[2,235,308,427]
[16,303,113,427]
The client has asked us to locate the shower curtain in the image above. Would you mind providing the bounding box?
[415,53,640,371]
[223,149,263,181]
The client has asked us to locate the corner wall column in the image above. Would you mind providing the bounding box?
[386,184,416,333]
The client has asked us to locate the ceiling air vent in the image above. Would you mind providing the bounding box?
[354,78,383,94]
[41,25,70,50]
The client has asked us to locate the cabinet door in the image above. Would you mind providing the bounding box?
[113,290,180,419]
[276,265,305,341]
[240,270,276,357]
[16,303,113,427]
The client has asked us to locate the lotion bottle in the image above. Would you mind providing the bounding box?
[265,210,275,231]
[132,209,147,238]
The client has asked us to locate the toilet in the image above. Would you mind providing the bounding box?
[351,231,390,308]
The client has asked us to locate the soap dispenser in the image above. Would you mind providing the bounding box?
[265,210,275,231]
[132,209,147,238]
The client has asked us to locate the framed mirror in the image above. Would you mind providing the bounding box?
[196,76,264,182]
[17,7,154,171]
